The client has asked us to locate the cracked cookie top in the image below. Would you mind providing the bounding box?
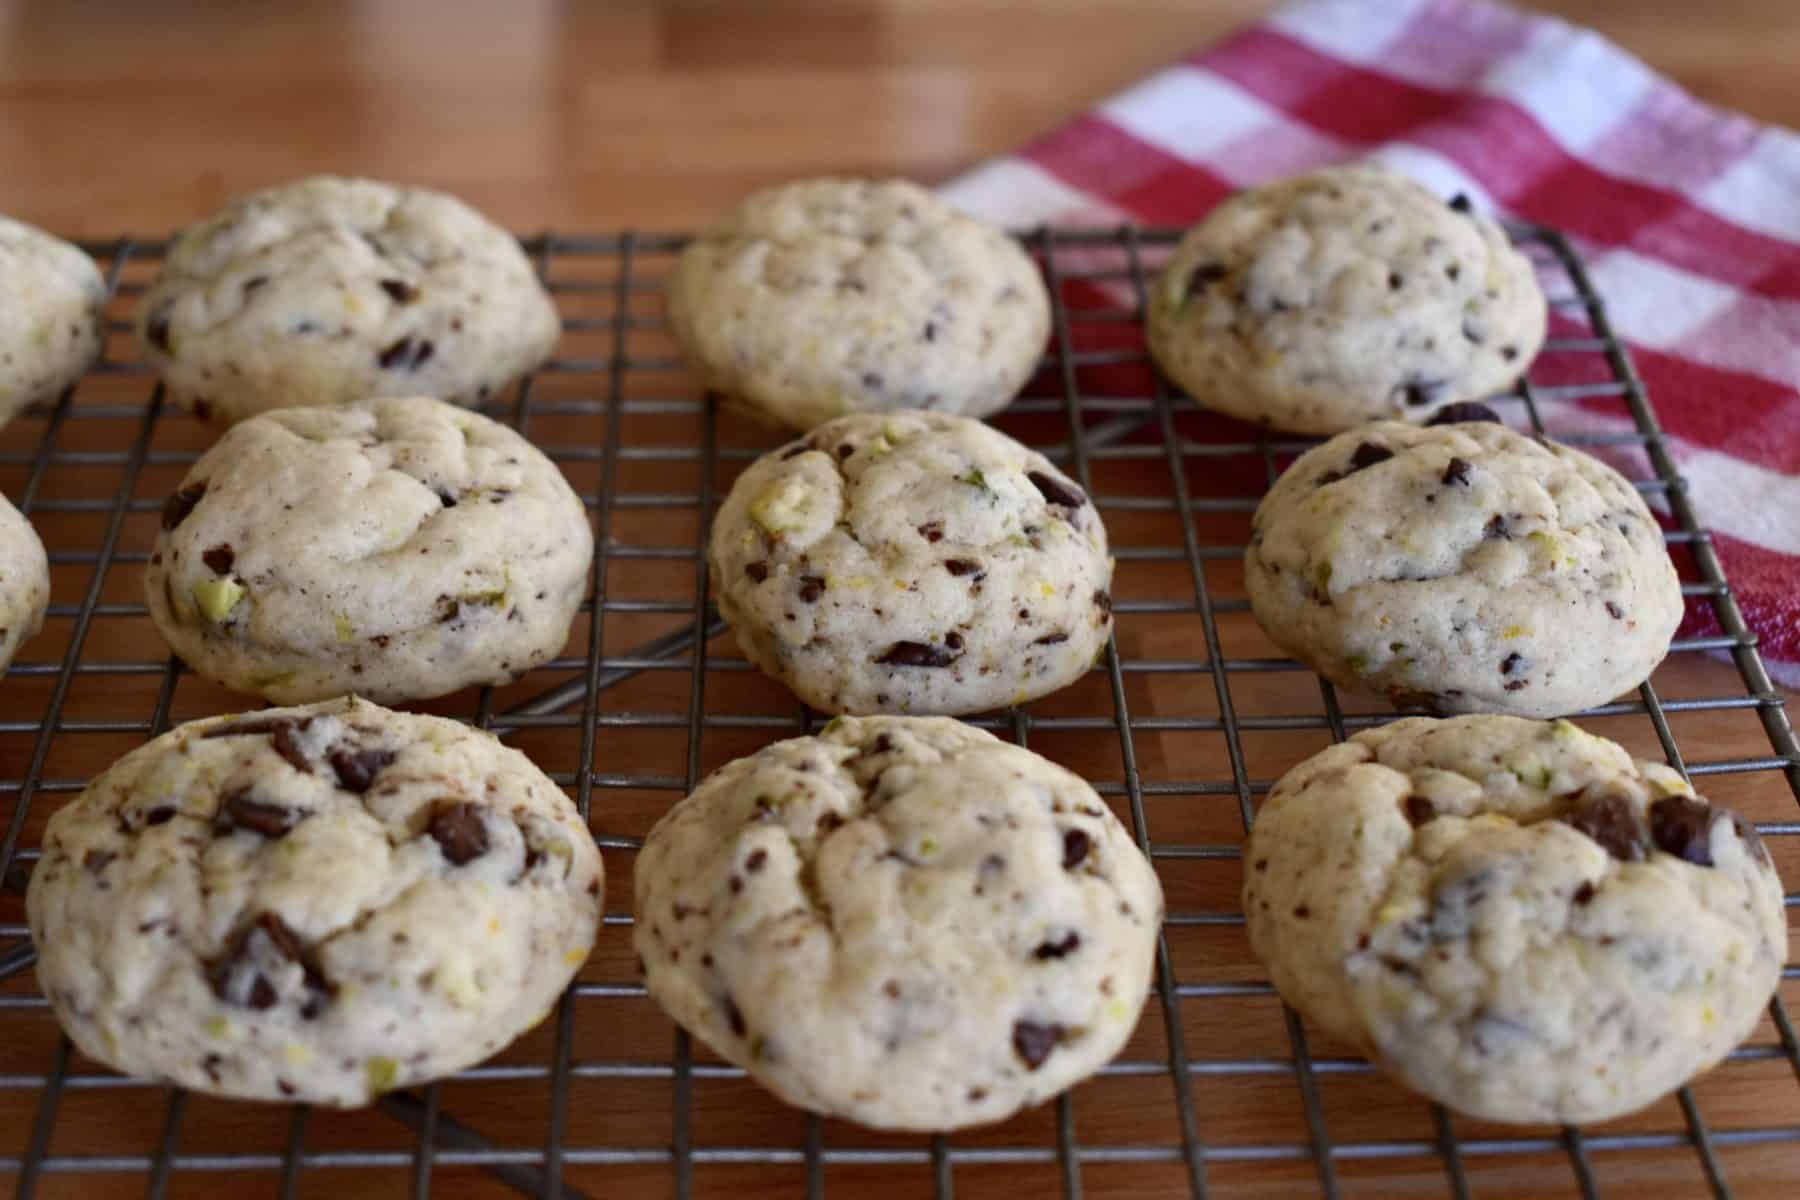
[1244,411,1682,717]
[634,715,1162,1131]
[709,411,1113,715]
[143,395,593,705]
[1244,715,1786,1124]
[668,178,1050,430]
[26,696,604,1107]
[135,176,559,422]
[0,214,106,427]
[1147,164,1547,434]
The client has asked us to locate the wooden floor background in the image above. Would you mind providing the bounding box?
[1,3,1797,1197]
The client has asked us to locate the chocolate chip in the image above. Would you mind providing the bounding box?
[1573,881,1596,905]
[745,561,769,583]
[378,337,434,370]
[875,641,958,668]
[208,913,331,1013]
[1484,513,1511,540]
[1093,589,1112,617]
[1649,795,1719,866]
[435,488,458,509]
[428,801,490,865]
[1446,263,1462,282]
[1185,261,1227,299]
[1349,442,1394,472]
[219,788,303,838]
[204,716,296,742]
[1034,631,1069,645]
[1501,345,1520,362]
[923,321,937,341]
[797,576,825,603]
[1562,788,1649,862]
[1404,795,1436,826]
[1398,378,1447,408]
[1062,828,1090,869]
[839,444,856,460]
[202,544,235,575]
[817,811,845,836]
[945,631,964,651]
[1449,193,1473,214]
[1441,457,1472,487]
[1388,271,1404,291]
[329,746,395,794]
[1012,1020,1065,1070]
[1426,402,1502,427]
[146,310,173,354]
[1500,652,1525,675]
[1605,601,1624,620]
[944,558,982,577]
[242,276,269,295]
[1033,931,1081,960]
[144,806,178,826]
[722,993,747,1038]
[745,848,768,873]
[161,482,207,530]
[918,520,944,542]
[83,849,116,876]
[379,279,418,303]
[1028,470,1087,509]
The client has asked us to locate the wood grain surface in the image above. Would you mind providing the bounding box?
[1,3,1796,1198]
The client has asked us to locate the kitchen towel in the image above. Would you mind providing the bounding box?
[943,0,1800,688]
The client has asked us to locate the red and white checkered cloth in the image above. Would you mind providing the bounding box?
[943,0,1800,688]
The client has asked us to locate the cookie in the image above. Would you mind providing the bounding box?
[1,493,50,674]
[144,395,592,705]
[26,695,603,1106]
[1147,164,1546,434]
[635,715,1161,1130]
[710,411,1113,715]
[668,178,1050,430]
[136,177,559,423]
[0,215,106,426]
[1243,715,1785,1124]
[1244,411,1681,717]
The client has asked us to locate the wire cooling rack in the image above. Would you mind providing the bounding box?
[0,222,1795,1200]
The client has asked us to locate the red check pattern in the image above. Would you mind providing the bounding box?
[943,0,1800,686]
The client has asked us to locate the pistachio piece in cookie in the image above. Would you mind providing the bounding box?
[635,715,1161,1130]
[1244,715,1785,1124]
[710,411,1114,715]
[26,696,604,1106]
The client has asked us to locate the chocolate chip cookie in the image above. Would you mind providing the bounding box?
[0,492,50,674]
[144,396,592,704]
[136,177,558,422]
[1,214,106,426]
[1148,164,1546,433]
[1244,715,1786,1124]
[669,178,1050,430]
[1244,411,1681,717]
[26,696,604,1106]
[635,715,1162,1130]
[710,411,1113,715]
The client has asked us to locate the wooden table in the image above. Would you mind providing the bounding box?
[1,3,1795,1198]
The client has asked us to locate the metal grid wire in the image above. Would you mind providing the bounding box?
[0,221,1795,1199]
